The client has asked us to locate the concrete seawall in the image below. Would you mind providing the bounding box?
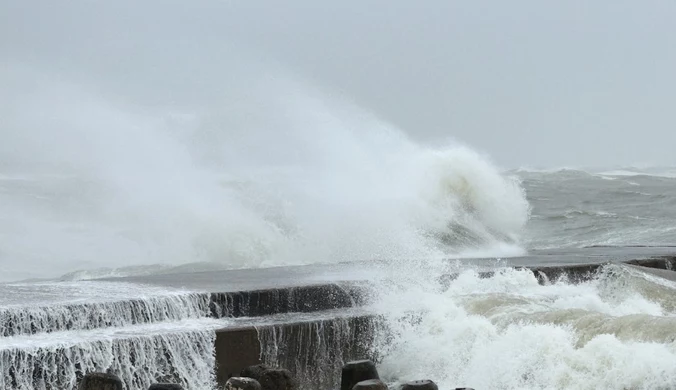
[209,283,368,318]
[3,246,676,389]
[206,248,676,388]
[215,314,379,389]
[209,249,676,388]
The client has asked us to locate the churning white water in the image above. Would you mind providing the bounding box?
[373,264,676,389]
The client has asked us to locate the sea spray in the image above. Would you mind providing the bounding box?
[1,66,529,282]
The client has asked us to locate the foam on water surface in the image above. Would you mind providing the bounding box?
[374,264,676,390]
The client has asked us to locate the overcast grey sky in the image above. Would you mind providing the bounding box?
[2,0,676,168]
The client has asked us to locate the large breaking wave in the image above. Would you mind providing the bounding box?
[0,66,529,282]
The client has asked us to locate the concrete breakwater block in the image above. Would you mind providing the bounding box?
[225,377,262,390]
[259,368,298,390]
[239,365,297,390]
[79,372,123,390]
[353,379,388,389]
[240,364,271,381]
[401,380,438,390]
[341,360,380,390]
[148,384,184,389]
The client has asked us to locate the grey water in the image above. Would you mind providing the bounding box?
[520,168,676,249]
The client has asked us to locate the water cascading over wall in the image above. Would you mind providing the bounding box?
[0,329,216,390]
[255,315,383,390]
[1,281,377,390]
[0,292,218,390]
[0,293,211,337]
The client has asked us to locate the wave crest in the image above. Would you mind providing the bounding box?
[0,69,530,281]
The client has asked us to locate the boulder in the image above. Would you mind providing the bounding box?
[341,360,380,390]
[240,364,271,381]
[259,368,297,390]
[149,384,184,390]
[401,380,438,390]
[79,372,123,390]
[352,379,388,390]
[225,377,262,390]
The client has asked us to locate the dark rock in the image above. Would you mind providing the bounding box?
[240,364,270,381]
[341,360,380,390]
[401,380,438,390]
[149,384,184,390]
[79,372,123,390]
[352,379,388,390]
[225,377,262,390]
[259,368,297,390]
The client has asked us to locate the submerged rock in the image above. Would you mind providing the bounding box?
[225,376,262,390]
[79,372,123,390]
[341,360,380,390]
[259,368,297,390]
[352,379,387,390]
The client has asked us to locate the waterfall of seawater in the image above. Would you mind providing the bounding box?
[256,315,382,390]
[0,292,211,337]
[0,284,219,390]
[0,326,216,390]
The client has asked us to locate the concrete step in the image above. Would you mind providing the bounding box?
[0,309,377,390]
[215,309,379,389]
[0,282,367,337]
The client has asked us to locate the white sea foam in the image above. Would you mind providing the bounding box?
[372,265,676,390]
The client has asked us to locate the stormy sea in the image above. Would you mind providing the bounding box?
[2,68,676,389]
[3,153,676,389]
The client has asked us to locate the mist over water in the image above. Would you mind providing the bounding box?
[0,64,529,282]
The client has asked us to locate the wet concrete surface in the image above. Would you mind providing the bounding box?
[100,245,676,291]
[2,246,675,310]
